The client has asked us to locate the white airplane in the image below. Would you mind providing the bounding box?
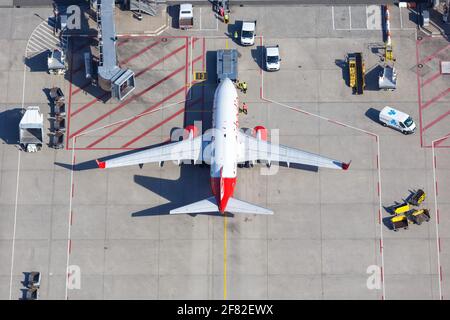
[96,78,350,215]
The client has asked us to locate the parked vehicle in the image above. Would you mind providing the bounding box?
[264,45,281,71]
[179,4,193,30]
[379,106,416,134]
[240,20,256,46]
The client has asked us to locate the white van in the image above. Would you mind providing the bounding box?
[240,21,256,46]
[379,106,416,134]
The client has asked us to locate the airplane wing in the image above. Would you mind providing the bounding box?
[96,134,204,169]
[237,131,350,170]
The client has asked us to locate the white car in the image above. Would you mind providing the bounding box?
[265,45,280,71]
[240,21,256,46]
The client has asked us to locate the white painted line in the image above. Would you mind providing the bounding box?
[65,137,76,300]
[376,137,386,300]
[260,52,385,299]
[8,150,21,300]
[432,134,449,300]
[399,6,403,30]
[349,6,352,30]
[366,5,369,29]
[200,7,202,30]
[36,27,60,42]
[9,41,28,300]
[367,5,382,30]
[335,28,369,31]
[332,6,335,30]
[32,32,58,49]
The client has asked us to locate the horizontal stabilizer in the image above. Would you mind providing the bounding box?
[169,197,273,215]
[170,197,218,214]
[227,197,273,215]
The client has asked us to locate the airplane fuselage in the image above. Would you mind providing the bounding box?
[210,78,239,213]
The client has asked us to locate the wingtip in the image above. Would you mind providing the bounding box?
[342,160,351,170]
[96,159,106,169]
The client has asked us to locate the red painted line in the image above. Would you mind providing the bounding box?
[437,209,440,224]
[328,119,346,127]
[440,266,443,282]
[423,110,450,131]
[436,181,438,196]
[421,70,442,88]
[376,155,379,169]
[416,40,424,147]
[125,107,185,148]
[202,38,205,113]
[72,81,92,96]
[117,39,130,47]
[378,208,381,224]
[135,42,186,77]
[69,58,189,139]
[66,46,74,149]
[71,183,75,198]
[70,210,73,225]
[438,237,441,252]
[418,44,450,65]
[117,35,187,40]
[379,239,383,254]
[421,88,450,110]
[380,266,384,282]
[73,147,142,151]
[120,40,161,65]
[435,133,450,146]
[185,38,189,97]
[68,240,72,254]
[377,182,380,196]
[86,85,186,148]
[70,43,187,119]
[82,53,203,147]
[70,93,109,118]
[122,97,202,148]
[434,155,437,168]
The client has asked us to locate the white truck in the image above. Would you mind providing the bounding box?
[19,106,44,152]
[264,45,281,71]
[240,20,256,46]
[379,106,416,135]
[178,3,194,30]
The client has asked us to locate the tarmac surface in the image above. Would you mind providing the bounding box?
[0,3,449,300]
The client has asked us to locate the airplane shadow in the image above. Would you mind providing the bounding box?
[131,165,233,217]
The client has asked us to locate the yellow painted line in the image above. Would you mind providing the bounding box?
[225,39,229,49]
[223,215,227,300]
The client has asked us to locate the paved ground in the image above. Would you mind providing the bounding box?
[0,4,449,300]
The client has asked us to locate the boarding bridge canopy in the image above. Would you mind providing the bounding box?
[96,0,136,100]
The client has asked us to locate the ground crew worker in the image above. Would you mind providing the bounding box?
[241,81,247,94]
[233,30,238,41]
[219,6,224,18]
[224,13,229,24]
[242,102,248,115]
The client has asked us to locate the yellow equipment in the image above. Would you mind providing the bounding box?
[391,214,409,231]
[407,189,426,206]
[385,44,394,62]
[347,53,365,95]
[409,209,431,225]
[393,202,410,215]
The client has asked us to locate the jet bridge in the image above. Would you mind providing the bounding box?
[95,0,136,100]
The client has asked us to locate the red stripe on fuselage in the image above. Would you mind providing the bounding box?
[210,176,237,214]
